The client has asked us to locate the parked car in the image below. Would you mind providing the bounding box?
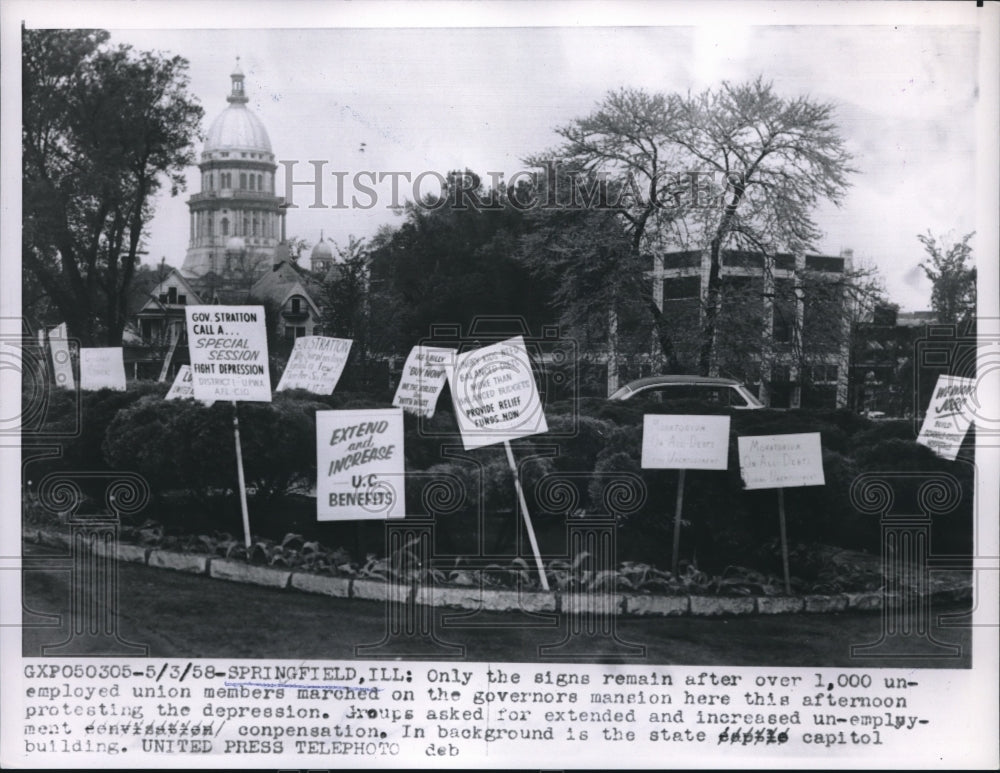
[608,375,765,409]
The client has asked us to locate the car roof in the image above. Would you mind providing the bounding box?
[619,375,743,391]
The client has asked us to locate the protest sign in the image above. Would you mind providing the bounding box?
[738,432,826,489]
[642,414,731,575]
[276,335,353,394]
[641,414,731,470]
[450,336,548,450]
[184,305,271,402]
[79,348,126,391]
[738,431,825,593]
[316,408,405,521]
[48,323,75,390]
[165,365,214,406]
[450,336,550,588]
[392,345,455,417]
[916,375,976,460]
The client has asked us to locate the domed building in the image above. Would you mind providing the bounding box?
[181,60,286,278]
[309,232,335,273]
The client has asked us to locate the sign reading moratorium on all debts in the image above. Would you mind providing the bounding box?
[641,415,731,469]
[916,375,976,461]
[392,345,455,418]
[316,408,405,521]
[79,348,126,391]
[737,432,825,489]
[450,336,548,450]
[184,305,271,402]
[276,336,353,394]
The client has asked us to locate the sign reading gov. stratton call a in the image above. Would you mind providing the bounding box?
[184,305,271,402]
[316,408,405,521]
[450,336,548,450]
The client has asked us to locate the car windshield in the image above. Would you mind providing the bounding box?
[634,383,749,406]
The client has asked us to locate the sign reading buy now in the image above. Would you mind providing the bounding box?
[185,305,271,402]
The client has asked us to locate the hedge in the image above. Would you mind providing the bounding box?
[23,383,975,573]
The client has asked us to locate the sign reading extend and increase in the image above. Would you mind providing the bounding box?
[641,415,731,469]
[316,408,405,521]
[916,375,976,461]
[392,345,456,418]
[738,432,825,489]
[79,348,126,391]
[450,336,548,450]
[276,336,353,394]
[185,305,271,402]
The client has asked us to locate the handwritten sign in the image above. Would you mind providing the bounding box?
[276,336,353,394]
[48,323,75,390]
[392,345,455,417]
[165,365,214,406]
[316,408,405,521]
[450,336,548,450]
[738,432,825,489]
[641,415,731,469]
[185,305,271,402]
[79,348,126,391]
[916,375,976,460]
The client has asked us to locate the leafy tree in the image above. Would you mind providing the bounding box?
[22,29,203,345]
[918,231,976,325]
[368,171,558,349]
[524,78,856,377]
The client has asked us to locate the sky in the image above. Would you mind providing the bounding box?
[8,2,997,313]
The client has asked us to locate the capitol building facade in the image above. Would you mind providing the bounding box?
[181,60,287,279]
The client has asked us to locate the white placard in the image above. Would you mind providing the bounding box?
[916,375,976,461]
[185,305,271,402]
[641,414,731,469]
[450,336,548,450]
[164,365,214,406]
[738,432,826,489]
[276,335,353,394]
[316,408,405,521]
[79,347,126,391]
[392,345,455,417]
[47,323,75,390]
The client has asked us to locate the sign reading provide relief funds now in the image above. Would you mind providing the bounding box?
[451,336,548,450]
[185,305,271,402]
[316,408,405,521]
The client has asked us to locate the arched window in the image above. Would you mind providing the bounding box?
[257,174,263,191]
[240,173,247,189]
[249,174,256,191]
[221,217,229,236]
[252,212,259,236]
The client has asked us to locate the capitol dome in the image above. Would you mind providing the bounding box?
[204,106,272,154]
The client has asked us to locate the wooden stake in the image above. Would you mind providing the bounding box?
[778,487,791,594]
[232,401,252,549]
[671,468,686,576]
[503,440,550,591]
